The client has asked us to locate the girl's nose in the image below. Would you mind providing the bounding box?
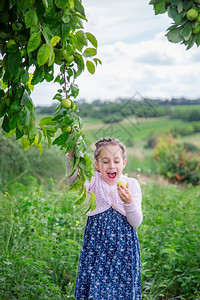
[109,161,115,168]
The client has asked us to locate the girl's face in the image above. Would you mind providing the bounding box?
[95,145,126,186]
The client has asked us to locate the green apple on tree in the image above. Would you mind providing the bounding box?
[62,125,71,132]
[61,98,71,109]
[186,8,198,21]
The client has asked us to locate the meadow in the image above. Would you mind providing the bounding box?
[0,108,200,299]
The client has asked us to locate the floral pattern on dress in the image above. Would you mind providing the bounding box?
[74,207,141,300]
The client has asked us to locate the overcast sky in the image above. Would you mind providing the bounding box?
[32,0,200,106]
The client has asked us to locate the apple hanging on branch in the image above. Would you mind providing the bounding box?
[149,0,200,50]
[0,0,102,211]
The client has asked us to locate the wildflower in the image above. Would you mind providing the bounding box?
[137,168,141,172]
[33,209,37,213]
[75,220,80,226]
[2,215,5,218]
[4,192,9,197]
[11,215,14,218]
[17,217,20,220]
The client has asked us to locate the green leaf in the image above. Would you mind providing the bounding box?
[180,23,192,41]
[83,47,97,58]
[183,0,194,10]
[42,0,53,11]
[21,89,32,105]
[85,32,98,48]
[74,187,87,205]
[42,0,48,9]
[25,10,38,29]
[9,115,18,130]
[28,119,37,140]
[8,99,22,114]
[65,134,78,153]
[50,36,61,46]
[195,33,200,46]
[86,60,95,74]
[149,0,164,4]
[19,107,30,126]
[55,0,68,9]
[93,58,102,66]
[168,6,183,25]
[76,30,88,46]
[89,192,97,211]
[21,137,30,150]
[68,175,82,191]
[166,27,183,43]
[153,2,167,15]
[39,116,56,126]
[27,33,41,53]
[2,114,10,132]
[37,44,51,67]
[7,52,21,75]
[66,156,80,179]
[52,131,70,146]
[75,12,87,21]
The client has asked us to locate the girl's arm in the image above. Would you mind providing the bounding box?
[118,180,143,228]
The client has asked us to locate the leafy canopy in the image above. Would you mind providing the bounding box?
[0,0,101,211]
[149,0,200,50]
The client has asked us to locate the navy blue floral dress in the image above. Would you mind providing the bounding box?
[74,207,141,300]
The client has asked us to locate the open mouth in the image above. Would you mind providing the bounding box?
[107,172,117,179]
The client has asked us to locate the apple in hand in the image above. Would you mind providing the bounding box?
[117,180,128,188]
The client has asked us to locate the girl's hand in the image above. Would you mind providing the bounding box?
[118,183,134,204]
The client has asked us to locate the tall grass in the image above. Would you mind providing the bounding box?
[0,179,199,299]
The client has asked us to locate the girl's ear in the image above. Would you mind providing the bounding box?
[123,159,127,168]
[95,160,100,171]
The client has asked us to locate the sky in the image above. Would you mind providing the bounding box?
[32,0,200,106]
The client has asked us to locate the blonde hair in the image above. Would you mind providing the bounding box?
[94,138,126,161]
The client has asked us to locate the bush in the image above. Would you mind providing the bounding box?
[139,183,200,299]
[191,121,200,133]
[171,125,194,137]
[154,135,200,185]
[0,133,66,189]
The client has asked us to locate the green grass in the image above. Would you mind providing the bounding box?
[0,179,199,299]
[82,116,199,144]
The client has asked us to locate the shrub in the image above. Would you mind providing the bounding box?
[171,125,194,137]
[154,135,200,185]
[191,121,200,133]
[0,133,66,189]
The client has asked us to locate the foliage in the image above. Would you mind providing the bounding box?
[139,183,200,299]
[154,134,200,185]
[0,0,101,207]
[0,131,66,188]
[0,178,199,299]
[0,180,86,299]
[149,0,200,50]
[170,108,200,122]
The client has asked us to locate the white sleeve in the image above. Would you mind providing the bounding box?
[123,179,143,228]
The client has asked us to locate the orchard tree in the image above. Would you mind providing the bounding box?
[150,0,200,50]
[0,0,100,210]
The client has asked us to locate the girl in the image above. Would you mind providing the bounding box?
[66,138,143,300]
